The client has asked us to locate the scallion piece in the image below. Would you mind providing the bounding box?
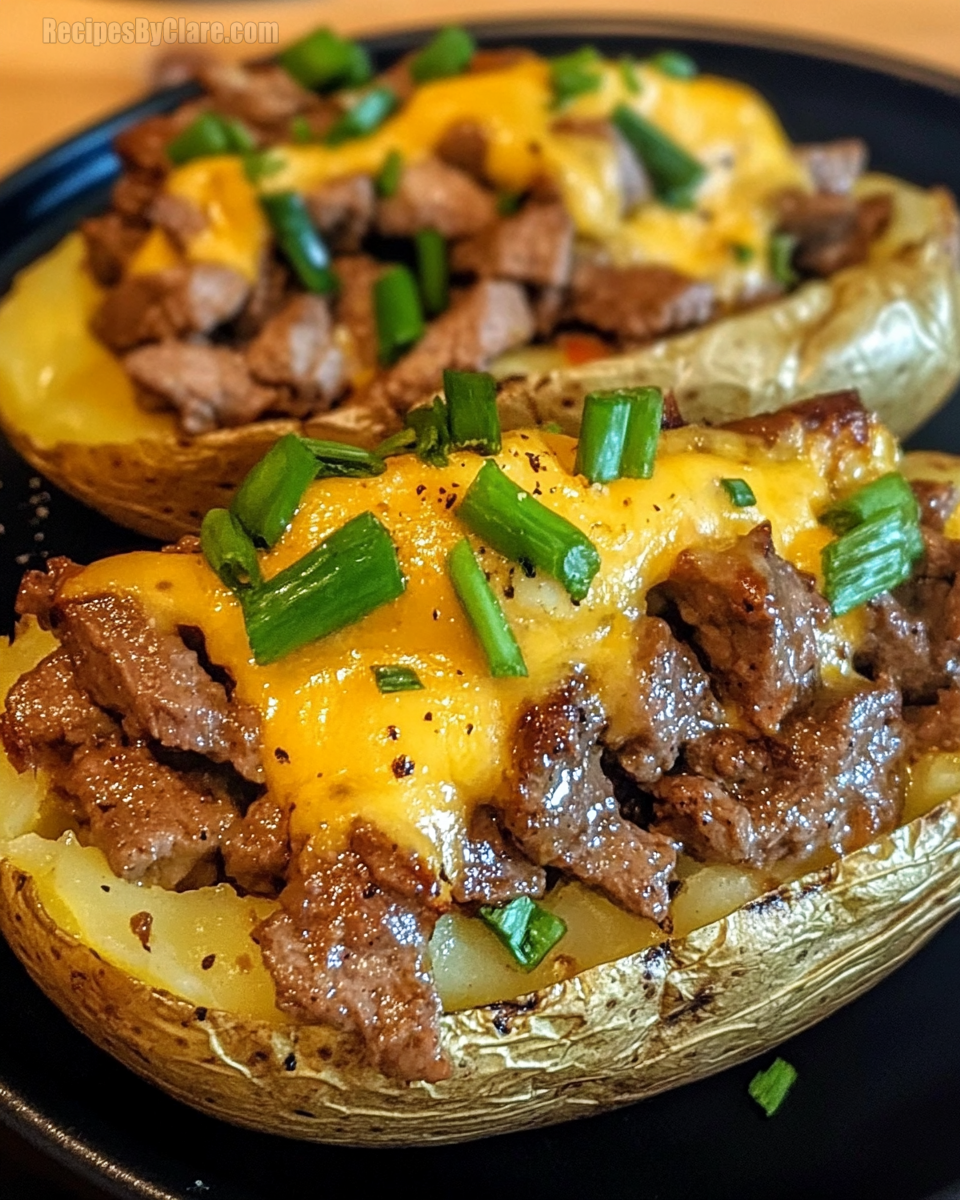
[289,115,314,144]
[277,27,372,90]
[457,461,601,601]
[406,398,451,468]
[575,392,631,484]
[444,370,501,455]
[448,538,527,677]
[375,427,418,459]
[611,104,706,208]
[376,149,404,197]
[325,87,397,147]
[749,1058,797,1117]
[820,472,919,535]
[648,49,699,79]
[371,664,424,693]
[479,896,567,970]
[769,231,799,286]
[167,113,254,165]
[261,192,338,295]
[409,25,476,83]
[721,478,757,507]
[550,46,603,109]
[374,265,425,364]
[620,387,664,479]
[415,228,449,317]
[619,55,642,95]
[243,150,284,184]
[231,433,319,549]
[200,508,262,591]
[822,508,924,616]
[299,438,387,478]
[242,511,405,665]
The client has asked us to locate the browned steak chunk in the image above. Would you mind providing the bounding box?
[451,201,574,287]
[775,190,892,277]
[80,214,148,286]
[114,115,179,174]
[794,138,868,195]
[232,256,291,341]
[569,261,714,344]
[93,264,250,353]
[15,558,83,627]
[911,479,958,532]
[449,806,546,907]
[197,62,315,131]
[222,794,291,895]
[305,175,375,254]
[907,687,960,753]
[256,830,449,1082]
[334,254,383,372]
[376,158,497,239]
[496,680,676,924]
[724,389,870,447]
[436,119,489,181]
[145,193,208,250]
[656,523,829,733]
[246,295,346,414]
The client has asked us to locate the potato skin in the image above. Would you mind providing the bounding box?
[2,794,959,1146]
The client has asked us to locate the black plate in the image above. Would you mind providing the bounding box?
[2,19,960,1200]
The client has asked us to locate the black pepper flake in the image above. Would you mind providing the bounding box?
[533,484,542,496]
[439,486,446,494]
[455,668,464,676]
[653,503,661,512]
[424,712,433,721]
[100,885,110,893]
[274,747,290,764]
[284,1053,297,1072]
[386,725,400,740]
[392,754,415,778]
[201,954,216,970]
[519,558,536,578]
[416,484,426,495]
[445,494,457,509]
[503,584,515,599]
[195,1007,208,1021]
[433,608,440,620]
[525,452,543,473]
[466,723,474,734]
[623,497,632,507]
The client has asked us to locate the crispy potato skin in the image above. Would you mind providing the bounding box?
[2,795,959,1146]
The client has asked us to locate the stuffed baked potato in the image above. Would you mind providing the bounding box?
[0,26,958,540]
[1,384,958,1144]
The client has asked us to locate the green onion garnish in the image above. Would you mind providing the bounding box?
[376,149,404,198]
[289,115,314,144]
[167,113,255,165]
[445,370,501,456]
[611,104,706,208]
[374,265,425,364]
[820,472,919,535]
[371,664,424,693]
[325,87,397,147]
[619,55,642,95]
[243,150,285,184]
[748,1058,797,1117]
[409,25,476,83]
[575,392,632,484]
[299,438,387,479]
[448,538,527,677]
[769,231,799,286]
[375,427,419,459]
[457,461,601,601]
[822,508,924,616]
[478,896,567,970]
[415,228,449,317]
[550,46,603,109]
[231,433,319,549]
[406,398,451,468]
[277,27,372,91]
[721,478,757,507]
[647,49,699,79]
[242,512,404,665]
[261,192,338,295]
[200,508,262,591]
[620,387,665,479]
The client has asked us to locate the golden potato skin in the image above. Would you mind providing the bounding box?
[3,794,959,1147]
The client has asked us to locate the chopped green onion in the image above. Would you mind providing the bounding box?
[619,55,642,95]
[748,1058,797,1117]
[231,433,319,548]
[647,49,699,79]
[167,113,255,165]
[479,896,567,970]
[540,421,563,434]
[409,25,476,83]
[769,231,799,286]
[550,46,603,109]
[496,191,523,216]
[242,512,405,665]
[406,398,451,468]
[376,149,404,198]
[575,392,631,484]
[448,539,527,676]
[371,665,424,693]
[822,508,924,616]
[261,192,337,295]
[278,27,372,91]
[243,150,285,184]
[415,228,449,317]
[374,265,425,364]
[375,427,418,459]
[611,104,706,208]
[289,115,314,144]
[732,242,755,263]
[620,387,664,479]
[325,87,397,147]
[444,370,500,455]
[299,438,387,478]
[721,478,757,507]
[820,472,919,535]
[457,461,601,601]
[200,508,262,591]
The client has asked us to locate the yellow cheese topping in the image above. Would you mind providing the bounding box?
[60,423,897,881]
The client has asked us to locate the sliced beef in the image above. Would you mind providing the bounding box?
[350,820,445,908]
[448,806,546,907]
[305,175,375,254]
[232,256,291,341]
[125,342,277,434]
[15,557,83,627]
[655,523,829,733]
[451,201,574,288]
[551,116,651,213]
[794,138,868,195]
[604,617,721,786]
[80,214,148,286]
[775,190,893,277]
[383,280,534,410]
[246,295,346,414]
[911,479,958,533]
[436,119,489,182]
[114,115,179,175]
[653,682,904,867]
[376,158,497,239]
[569,261,714,344]
[197,62,315,132]
[907,687,960,753]
[145,193,207,250]
[334,254,383,372]
[93,264,251,353]
[495,680,677,924]
[111,171,165,222]
[222,794,291,895]
[724,389,870,448]
[256,831,449,1082]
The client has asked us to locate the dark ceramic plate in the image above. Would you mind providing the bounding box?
[2,18,960,1200]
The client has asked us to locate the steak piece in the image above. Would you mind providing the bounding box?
[569,261,714,344]
[725,389,870,448]
[334,254,383,372]
[496,680,677,924]
[93,264,250,353]
[656,523,829,733]
[15,558,83,627]
[222,794,292,895]
[145,193,208,250]
[80,214,148,286]
[653,682,904,867]
[246,295,346,414]
[376,158,497,239]
[451,201,574,288]
[257,827,449,1082]
[794,138,868,195]
[114,115,179,175]
[197,62,315,132]
[232,256,291,341]
[125,341,277,434]
[906,687,960,753]
[911,479,958,533]
[775,190,893,277]
[436,119,489,181]
[449,806,546,907]
[305,175,375,254]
